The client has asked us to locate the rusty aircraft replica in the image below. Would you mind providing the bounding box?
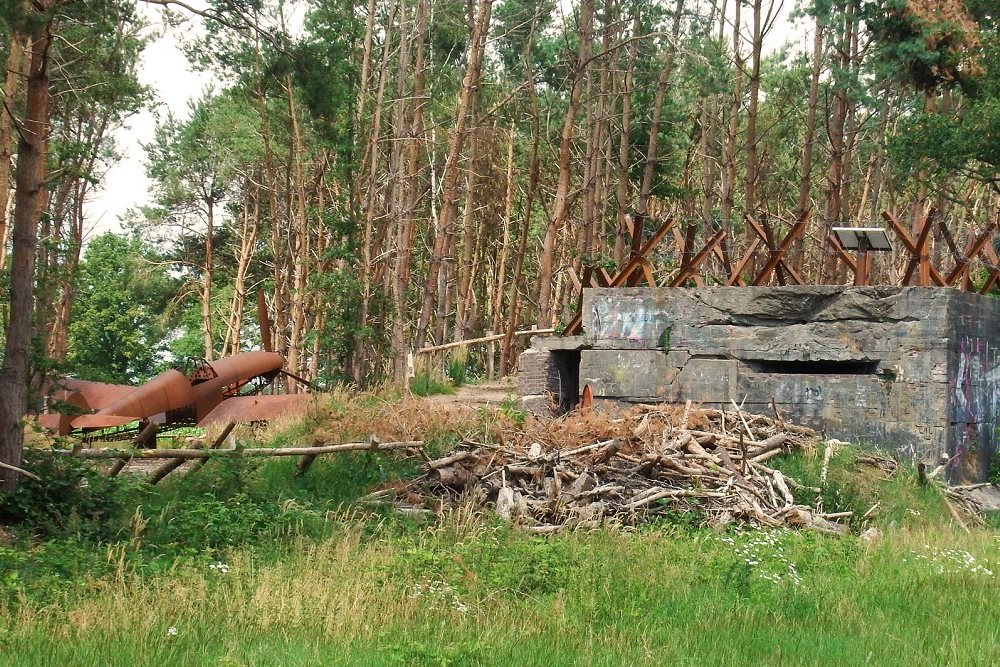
[38,294,315,438]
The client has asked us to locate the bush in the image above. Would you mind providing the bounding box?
[0,452,144,540]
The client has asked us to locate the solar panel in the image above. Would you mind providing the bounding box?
[831,227,892,252]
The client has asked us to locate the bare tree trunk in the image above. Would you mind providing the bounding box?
[720,0,742,234]
[0,35,27,273]
[634,0,684,236]
[453,104,482,342]
[793,16,823,270]
[743,0,763,216]
[491,123,516,342]
[536,0,593,327]
[356,0,397,379]
[1,16,53,492]
[202,200,215,360]
[614,14,639,265]
[501,8,541,373]
[413,0,493,349]
[392,0,428,380]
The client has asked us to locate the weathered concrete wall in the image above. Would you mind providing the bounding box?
[948,292,1000,480]
[519,286,1000,480]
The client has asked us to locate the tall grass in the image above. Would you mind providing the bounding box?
[2,406,997,666]
[3,518,999,666]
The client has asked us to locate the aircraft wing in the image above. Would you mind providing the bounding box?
[55,378,135,411]
[197,394,322,428]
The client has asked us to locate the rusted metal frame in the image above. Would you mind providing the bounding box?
[667,226,703,287]
[561,217,676,335]
[668,229,727,288]
[628,211,645,259]
[937,220,963,265]
[854,248,872,286]
[882,210,947,287]
[829,233,859,275]
[749,220,808,286]
[725,237,760,286]
[745,215,806,286]
[945,223,997,288]
[711,235,735,283]
[979,244,1000,294]
[901,211,935,286]
[257,290,273,353]
[639,258,657,287]
[758,217,788,285]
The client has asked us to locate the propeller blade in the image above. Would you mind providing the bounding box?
[257,290,273,353]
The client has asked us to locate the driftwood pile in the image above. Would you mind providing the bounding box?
[387,403,851,533]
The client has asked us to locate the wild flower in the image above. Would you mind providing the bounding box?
[208,561,230,575]
[719,530,802,586]
[166,626,178,636]
[409,579,472,614]
[906,546,994,577]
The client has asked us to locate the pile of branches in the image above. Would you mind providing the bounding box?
[385,404,851,534]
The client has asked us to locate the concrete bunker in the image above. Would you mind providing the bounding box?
[518,286,1000,482]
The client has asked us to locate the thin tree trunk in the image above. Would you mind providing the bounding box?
[634,0,684,238]
[413,0,493,349]
[743,0,763,216]
[614,13,639,265]
[721,0,742,234]
[793,17,823,270]
[536,0,593,327]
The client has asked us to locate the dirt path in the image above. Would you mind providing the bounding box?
[422,379,519,407]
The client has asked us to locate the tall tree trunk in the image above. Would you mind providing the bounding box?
[413,0,493,349]
[720,0,742,234]
[1,16,53,492]
[501,6,541,373]
[793,16,823,270]
[355,0,397,379]
[0,35,27,273]
[453,102,482,342]
[536,0,593,327]
[392,0,428,380]
[614,13,639,265]
[743,0,763,216]
[491,123,516,341]
[202,199,215,360]
[634,0,684,238]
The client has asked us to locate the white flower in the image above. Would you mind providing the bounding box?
[209,561,230,574]
[167,626,178,636]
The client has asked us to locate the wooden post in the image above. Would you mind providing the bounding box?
[486,330,495,380]
[133,421,158,450]
[187,422,237,475]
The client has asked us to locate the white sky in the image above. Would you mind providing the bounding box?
[85,0,803,239]
[85,5,214,237]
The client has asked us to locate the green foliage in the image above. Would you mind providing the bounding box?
[410,372,457,397]
[0,451,145,540]
[988,451,1000,486]
[497,398,528,426]
[66,233,176,383]
[446,350,468,387]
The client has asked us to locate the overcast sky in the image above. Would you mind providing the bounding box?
[85,6,214,237]
[85,1,805,239]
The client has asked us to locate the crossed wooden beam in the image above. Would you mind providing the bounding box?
[562,208,999,337]
[881,210,999,291]
[563,216,727,335]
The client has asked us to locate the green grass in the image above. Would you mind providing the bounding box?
[409,372,457,397]
[1,431,998,666]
